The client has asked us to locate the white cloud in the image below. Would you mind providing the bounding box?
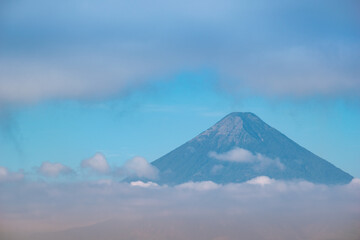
[349,178,360,186]
[39,162,73,177]
[121,156,159,180]
[81,153,110,174]
[209,148,254,162]
[130,181,159,188]
[176,181,220,191]
[209,147,285,170]
[0,166,24,182]
[246,176,275,186]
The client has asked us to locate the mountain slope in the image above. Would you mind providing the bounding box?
[151,112,352,185]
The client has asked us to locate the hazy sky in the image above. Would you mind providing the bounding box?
[1,1,360,239]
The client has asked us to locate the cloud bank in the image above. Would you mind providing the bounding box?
[0,177,359,240]
[0,0,359,107]
[0,166,24,182]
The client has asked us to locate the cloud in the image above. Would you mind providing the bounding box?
[0,179,359,239]
[349,178,360,186]
[209,148,255,162]
[220,45,360,98]
[253,154,285,171]
[81,153,110,174]
[176,181,221,191]
[96,179,113,186]
[119,156,159,180]
[209,147,285,170]
[0,0,359,108]
[130,181,159,188]
[39,162,73,177]
[0,166,24,182]
[246,176,274,186]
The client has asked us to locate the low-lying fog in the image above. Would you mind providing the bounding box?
[1,177,359,240]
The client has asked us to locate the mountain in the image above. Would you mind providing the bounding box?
[151,112,352,185]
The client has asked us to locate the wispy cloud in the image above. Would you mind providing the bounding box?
[210,164,224,174]
[209,147,285,170]
[38,162,73,177]
[209,148,255,163]
[0,0,359,108]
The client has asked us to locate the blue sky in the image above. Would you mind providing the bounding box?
[1,72,360,178]
[0,0,359,178]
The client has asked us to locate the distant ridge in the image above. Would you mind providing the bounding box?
[150,112,352,185]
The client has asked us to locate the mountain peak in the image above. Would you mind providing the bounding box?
[225,112,259,119]
[196,112,268,144]
[219,112,262,125]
